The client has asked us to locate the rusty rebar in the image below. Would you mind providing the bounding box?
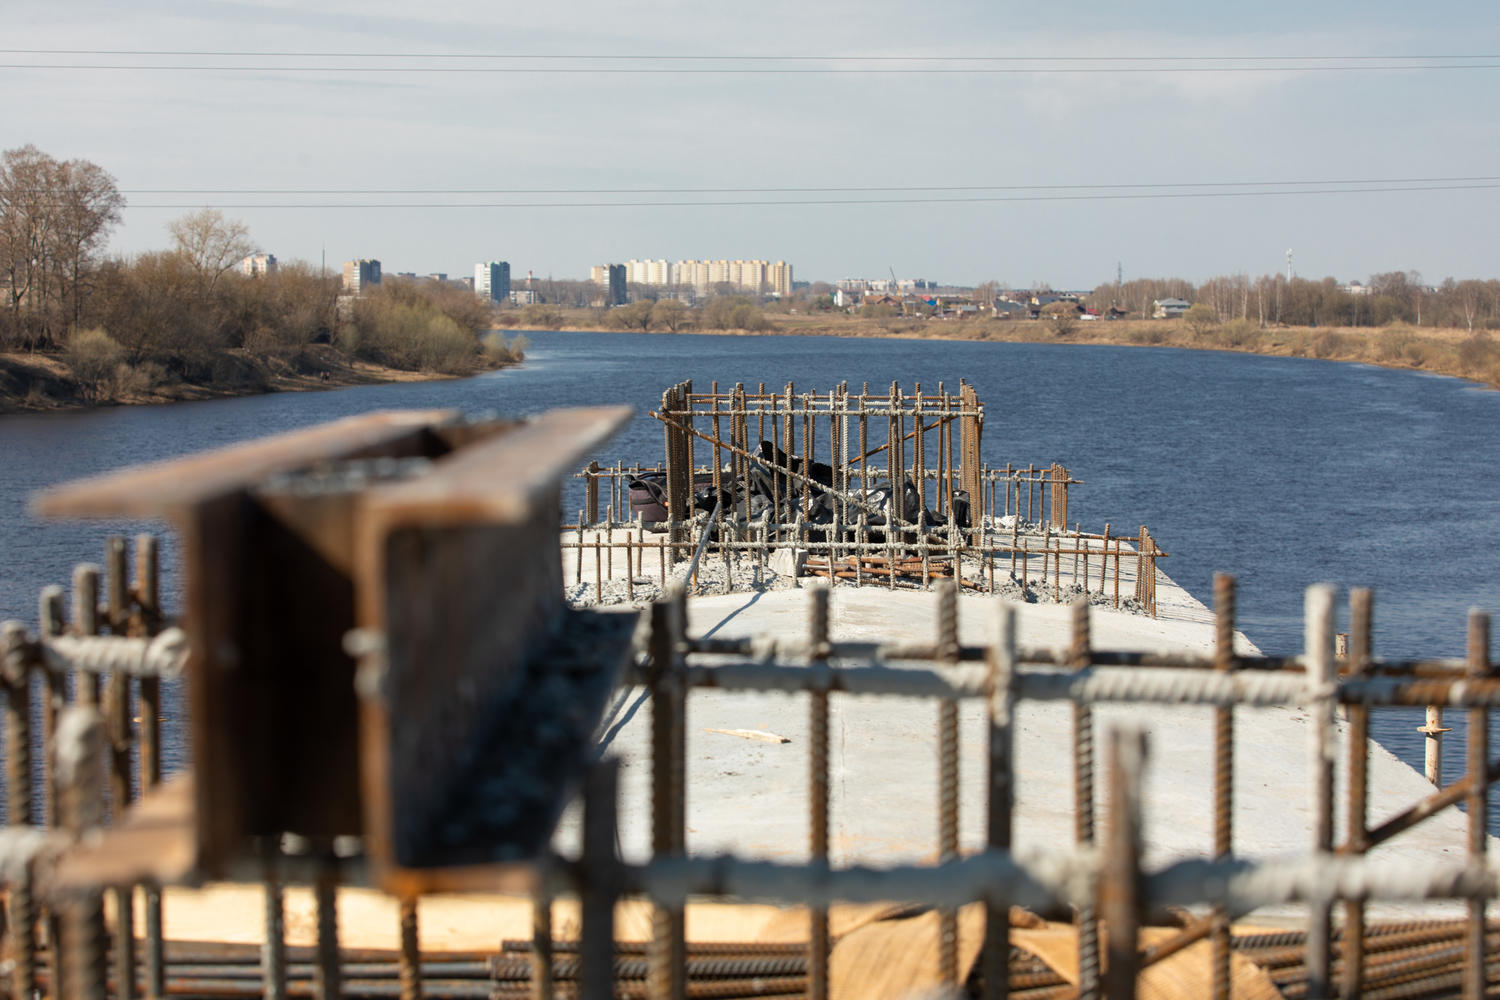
[1101,727,1146,1000]
[1211,573,1235,1000]
[1344,587,1373,1000]
[1465,609,1490,1000]
[581,760,621,1000]
[1070,600,1099,999]
[264,861,289,1000]
[314,865,341,1000]
[531,888,554,1000]
[6,637,37,1000]
[649,591,687,1000]
[57,705,108,1000]
[937,581,960,987]
[399,897,421,1000]
[982,603,1017,1000]
[808,586,830,1000]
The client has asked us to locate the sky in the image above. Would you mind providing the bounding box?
[7,0,1500,288]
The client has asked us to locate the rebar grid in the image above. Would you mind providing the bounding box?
[2,535,1498,1000]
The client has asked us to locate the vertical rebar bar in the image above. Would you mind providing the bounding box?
[808,586,831,1000]
[4,621,37,1000]
[57,706,108,1000]
[1211,573,1235,1000]
[1071,600,1099,1000]
[314,864,341,1000]
[1102,728,1147,1000]
[937,581,960,987]
[649,591,686,1000]
[72,565,101,706]
[128,534,165,1000]
[1343,587,1373,1000]
[531,887,554,1000]
[1305,584,1336,1000]
[581,760,621,1000]
[1464,608,1490,1000]
[263,858,288,1000]
[104,537,138,1000]
[1421,705,1446,786]
[982,604,1017,1000]
[399,897,422,1000]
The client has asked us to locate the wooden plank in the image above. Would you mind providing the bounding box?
[34,410,459,518]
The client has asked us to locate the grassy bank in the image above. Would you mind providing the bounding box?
[529,306,1500,391]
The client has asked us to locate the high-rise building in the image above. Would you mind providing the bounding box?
[770,261,793,297]
[241,253,277,277]
[474,261,511,303]
[607,264,626,306]
[342,258,381,294]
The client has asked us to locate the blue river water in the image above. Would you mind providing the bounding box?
[2,330,1498,808]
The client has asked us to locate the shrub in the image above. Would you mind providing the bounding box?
[1218,318,1259,348]
[482,331,528,364]
[519,304,563,329]
[702,296,771,331]
[64,328,125,400]
[1375,328,1412,362]
[1457,332,1496,375]
[1311,331,1344,359]
[1183,303,1219,337]
[110,361,162,398]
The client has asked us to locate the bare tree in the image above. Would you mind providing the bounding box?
[0,145,124,350]
[168,208,255,296]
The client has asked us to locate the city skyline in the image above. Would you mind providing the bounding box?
[7,1,1499,287]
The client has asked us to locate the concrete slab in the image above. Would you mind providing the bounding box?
[576,573,1492,922]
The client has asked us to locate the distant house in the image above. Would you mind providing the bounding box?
[992,300,1028,318]
[1153,298,1190,319]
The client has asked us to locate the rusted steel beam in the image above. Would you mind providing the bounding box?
[356,407,634,889]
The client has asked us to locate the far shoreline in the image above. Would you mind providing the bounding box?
[6,315,1494,416]
[516,315,1500,392]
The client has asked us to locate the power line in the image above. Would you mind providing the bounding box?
[83,175,1500,195]
[2,48,1497,61]
[5,62,1499,74]
[108,182,1500,210]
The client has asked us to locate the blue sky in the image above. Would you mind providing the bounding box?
[7,1,1500,287]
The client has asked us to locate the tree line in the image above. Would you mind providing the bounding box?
[1083,272,1500,331]
[2,146,520,401]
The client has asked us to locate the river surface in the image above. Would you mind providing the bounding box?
[2,331,1498,812]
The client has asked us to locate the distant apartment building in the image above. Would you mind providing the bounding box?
[589,264,628,305]
[342,258,381,294]
[618,258,793,296]
[475,261,512,303]
[240,253,277,277]
[510,289,537,306]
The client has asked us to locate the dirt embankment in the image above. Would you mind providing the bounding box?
[0,345,510,415]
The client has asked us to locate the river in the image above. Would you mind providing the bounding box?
[2,330,1498,804]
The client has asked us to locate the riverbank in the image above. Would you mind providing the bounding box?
[535,309,1500,391]
[0,344,514,415]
